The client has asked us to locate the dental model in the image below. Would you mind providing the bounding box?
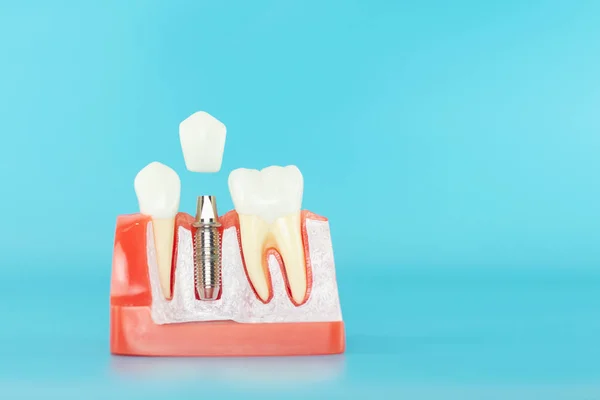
[110,111,345,357]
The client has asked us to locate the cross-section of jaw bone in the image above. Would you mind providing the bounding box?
[134,162,180,299]
[146,211,342,324]
[147,211,342,324]
[228,165,308,305]
[179,111,227,172]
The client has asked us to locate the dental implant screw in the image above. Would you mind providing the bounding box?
[192,195,222,301]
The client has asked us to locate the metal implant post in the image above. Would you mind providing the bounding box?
[192,195,222,301]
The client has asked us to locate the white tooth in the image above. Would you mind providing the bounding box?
[179,111,227,172]
[228,165,307,304]
[134,162,180,299]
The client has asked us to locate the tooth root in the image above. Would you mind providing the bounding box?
[238,214,271,302]
[151,217,175,299]
[272,212,307,304]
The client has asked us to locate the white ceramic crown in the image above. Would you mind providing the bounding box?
[179,111,227,173]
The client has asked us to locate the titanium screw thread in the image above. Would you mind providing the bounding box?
[192,195,221,301]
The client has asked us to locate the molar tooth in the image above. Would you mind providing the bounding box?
[134,162,180,299]
[228,165,308,304]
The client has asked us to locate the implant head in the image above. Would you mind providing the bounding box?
[193,195,221,226]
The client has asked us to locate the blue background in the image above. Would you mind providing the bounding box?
[1,0,599,398]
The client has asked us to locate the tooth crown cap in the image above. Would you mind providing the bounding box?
[228,165,303,223]
[134,162,181,218]
[179,111,227,173]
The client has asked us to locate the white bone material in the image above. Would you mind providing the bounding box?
[147,217,343,324]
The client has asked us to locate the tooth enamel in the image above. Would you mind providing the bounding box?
[179,111,227,173]
[134,162,180,299]
[228,165,307,304]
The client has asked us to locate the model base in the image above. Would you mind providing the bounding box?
[110,305,345,357]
